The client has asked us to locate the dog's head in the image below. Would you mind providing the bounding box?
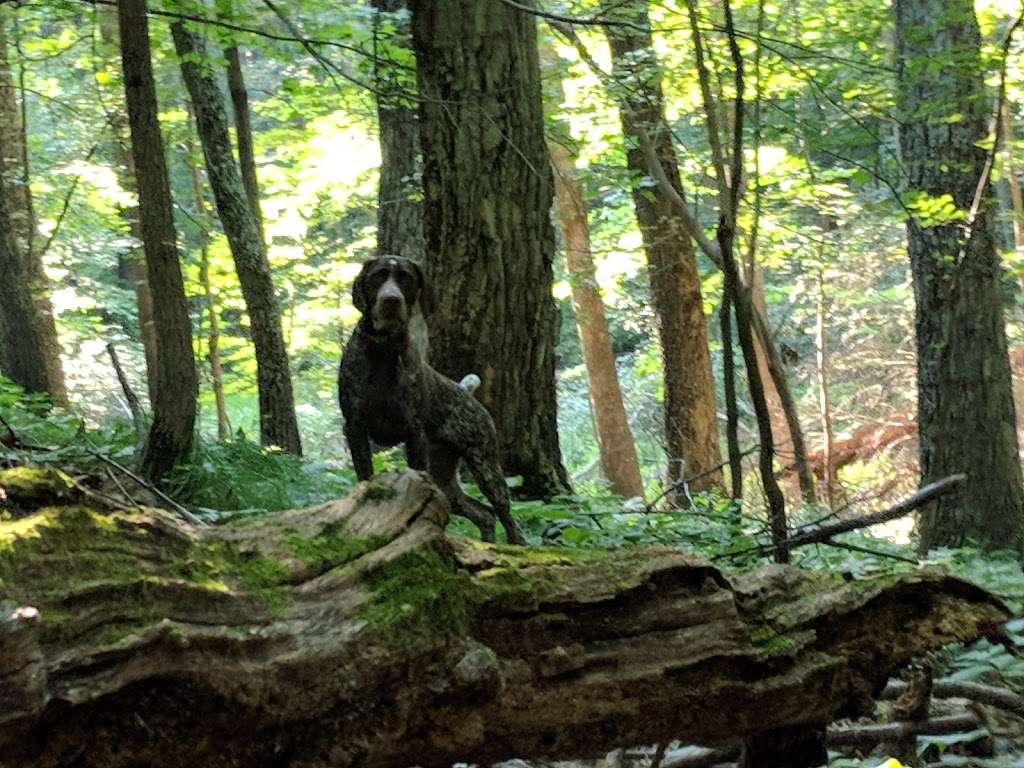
[352,255,433,333]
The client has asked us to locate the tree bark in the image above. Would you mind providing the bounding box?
[0,467,1008,768]
[118,0,198,482]
[97,5,159,406]
[172,23,302,456]
[0,13,67,407]
[225,45,265,246]
[0,172,48,395]
[604,3,723,495]
[372,0,425,260]
[410,0,568,497]
[551,143,644,498]
[894,0,1024,552]
[1001,100,1024,294]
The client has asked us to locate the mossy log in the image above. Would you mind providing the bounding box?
[0,467,1009,768]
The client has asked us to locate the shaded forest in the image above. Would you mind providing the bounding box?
[3,0,1024,765]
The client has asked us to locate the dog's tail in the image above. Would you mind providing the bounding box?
[458,373,482,395]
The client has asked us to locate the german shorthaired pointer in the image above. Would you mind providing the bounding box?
[338,256,525,544]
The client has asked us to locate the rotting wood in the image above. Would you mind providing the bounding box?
[0,467,1009,768]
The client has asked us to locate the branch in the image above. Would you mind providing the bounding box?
[826,713,981,748]
[104,342,146,444]
[883,678,1024,719]
[716,474,966,559]
[498,0,649,31]
[637,130,723,264]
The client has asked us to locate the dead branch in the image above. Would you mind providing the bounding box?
[826,713,981,748]
[716,474,965,560]
[883,679,1024,719]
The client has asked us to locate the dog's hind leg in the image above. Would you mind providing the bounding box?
[429,444,496,542]
[463,446,525,545]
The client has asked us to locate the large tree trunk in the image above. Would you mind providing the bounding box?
[0,13,67,407]
[604,3,723,494]
[894,0,1024,552]
[0,466,1008,768]
[551,143,645,498]
[0,174,48,394]
[372,0,425,260]
[410,0,568,497]
[118,0,197,481]
[172,23,302,456]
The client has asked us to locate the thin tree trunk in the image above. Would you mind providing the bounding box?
[720,291,743,500]
[0,13,67,407]
[411,0,568,497]
[815,268,836,508]
[118,0,197,481]
[895,0,1024,551]
[225,45,264,245]
[172,23,302,456]
[550,143,644,499]
[186,119,231,442]
[603,3,723,495]
[97,6,158,405]
[748,266,797,494]
[1001,100,1024,294]
[372,0,425,260]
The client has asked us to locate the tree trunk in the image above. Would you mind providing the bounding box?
[118,0,197,481]
[410,0,568,497]
[97,6,159,405]
[0,175,48,394]
[186,121,232,442]
[1001,100,1024,295]
[0,467,1008,768]
[604,3,723,494]
[372,0,425,260]
[0,13,67,407]
[815,268,837,507]
[225,45,265,245]
[551,143,644,498]
[172,23,302,456]
[749,265,799,494]
[894,0,1024,552]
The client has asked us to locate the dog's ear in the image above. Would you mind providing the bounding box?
[352,260,375,315]
[411,261,434,316]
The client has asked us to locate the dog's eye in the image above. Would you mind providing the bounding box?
[394,272,415,288]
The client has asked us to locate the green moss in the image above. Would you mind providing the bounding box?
[358,547,474,645]
[286,523,385,570]
[0,466,75,499]
[360,480,399,503]
[748,624,797,654]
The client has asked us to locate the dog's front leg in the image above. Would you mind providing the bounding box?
[345,423,374,481]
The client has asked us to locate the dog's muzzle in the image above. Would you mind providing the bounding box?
[371,277,408,331]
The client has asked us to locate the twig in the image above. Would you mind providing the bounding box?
[714,474,965,560]
[644,446,758,512]
[825,713,981,747]
[882,678,1024,718]
[104,466,139,507]
[105,343,146,441]
[650,742,668,768]
[85,450,206,527]
[823,539,918,564]
[497,0,648,31]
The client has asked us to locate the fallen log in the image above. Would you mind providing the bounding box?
[0,467,1009,768]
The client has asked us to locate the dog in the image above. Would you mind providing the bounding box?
[338,255,525,544]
